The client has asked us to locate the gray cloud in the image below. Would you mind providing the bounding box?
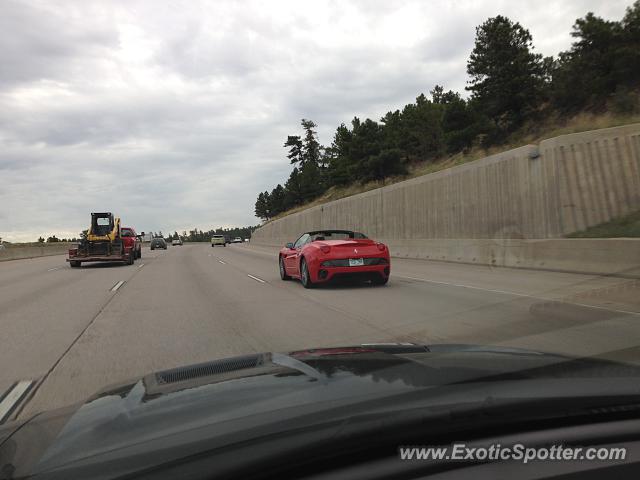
[0,0,631,241]
[0,1,118,87]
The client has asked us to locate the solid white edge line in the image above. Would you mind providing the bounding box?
[247,274,266,283]
[110,280,125,292]
[395,275,640,316]
[0,380,34,423]
[395,275,532,298]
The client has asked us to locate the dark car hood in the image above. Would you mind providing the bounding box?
[1,343,638,479]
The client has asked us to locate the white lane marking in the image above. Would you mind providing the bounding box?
[0,380,34,423]
[395,275,640,316]
[218,260,226,264]
[240,248,274,257]
[138,263,145,268]
[47,267,60,272]
[247,274,266,284]
[110,280,125,292]
[396,275,532,298]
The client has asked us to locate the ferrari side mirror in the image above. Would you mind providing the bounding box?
[286,242,294,249]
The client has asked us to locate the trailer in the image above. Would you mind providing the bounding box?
[67,212,135,267]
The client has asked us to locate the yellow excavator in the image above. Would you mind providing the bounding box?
[67,212,135,267]
[87,212,121,242]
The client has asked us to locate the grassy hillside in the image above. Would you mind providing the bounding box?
[268,111,640,222]
[567,210,640,238]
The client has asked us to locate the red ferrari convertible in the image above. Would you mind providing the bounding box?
[278,230,390,288]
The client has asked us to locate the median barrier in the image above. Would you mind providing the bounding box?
[0,244,73,262]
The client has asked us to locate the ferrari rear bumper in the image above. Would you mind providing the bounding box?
[313,264,390,283]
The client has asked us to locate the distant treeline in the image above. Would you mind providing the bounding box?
[30,227,258,244]
[255,2,640,221]
[152,226,258,242]
[37,235,78,243]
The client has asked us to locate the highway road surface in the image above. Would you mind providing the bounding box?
[1,242,639,421]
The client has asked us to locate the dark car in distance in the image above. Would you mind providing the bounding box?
[150,237,167,250]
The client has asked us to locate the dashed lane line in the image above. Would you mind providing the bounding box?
[0,380,35,423]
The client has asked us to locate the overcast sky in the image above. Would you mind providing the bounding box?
[0,0,630,242]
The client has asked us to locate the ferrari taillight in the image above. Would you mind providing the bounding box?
[377,243,386,251]
[320,245,331,254]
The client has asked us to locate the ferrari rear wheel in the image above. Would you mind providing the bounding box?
[279,256,290,280]
[300,258,314,289]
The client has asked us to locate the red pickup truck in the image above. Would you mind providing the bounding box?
[121,227,142,259]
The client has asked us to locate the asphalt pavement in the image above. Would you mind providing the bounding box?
[1,242,639,420]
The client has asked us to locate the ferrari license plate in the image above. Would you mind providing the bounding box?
[349,258,364,267]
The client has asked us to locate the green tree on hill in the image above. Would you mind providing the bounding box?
[255,4,640,221]
[325,123,355,187]
[399,93,445,161]
[254,191,270,221]
[551,2,640,113]
[467,15,549,137]
[301,119,322,167]
[269,184,286,216]
[284,135,303,165]
[284,168,304,207]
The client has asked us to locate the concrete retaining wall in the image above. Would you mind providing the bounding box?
[251,124,640,276]
[247,236,640,277]
[382,238,640,277]
[0,244,73,262]
[253,123,640,242]
[540,125,640,234]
